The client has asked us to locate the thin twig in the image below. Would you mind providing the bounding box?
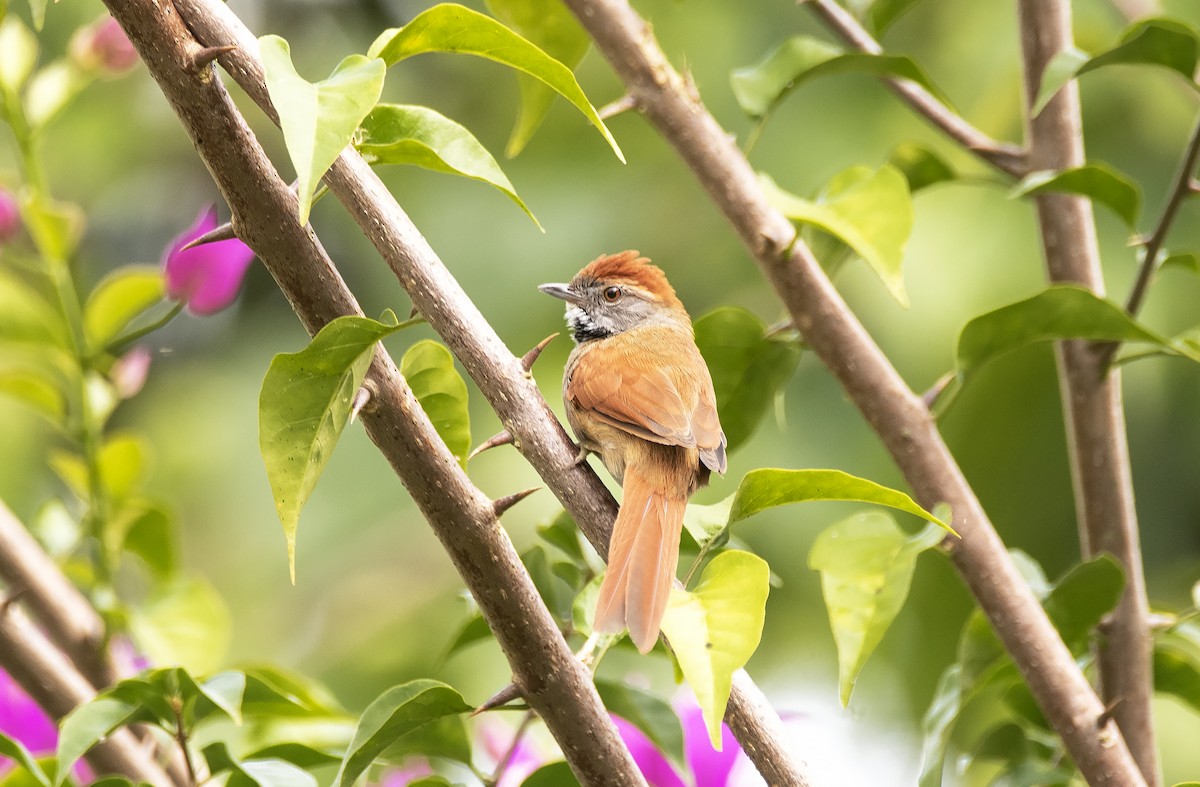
[805,0,1028,178]
[171,700,198,786]
[490,711,537,786]
[1124,111,1200,317]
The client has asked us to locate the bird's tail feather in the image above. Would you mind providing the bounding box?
[593,464,686,653]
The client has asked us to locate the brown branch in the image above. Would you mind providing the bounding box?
[554,0,1147,784]
[1017,2,1157,782]
[805,0,1028,178]
[0,499,115,687]
[0,601,175,785]
[171,1,811,783]
[102,3,644,784]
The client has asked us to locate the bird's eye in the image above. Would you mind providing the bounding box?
[603,286,622,302]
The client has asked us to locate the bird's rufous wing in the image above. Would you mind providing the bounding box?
[568,336,726,472]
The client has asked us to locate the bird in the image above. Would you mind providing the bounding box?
[540,251,727,653]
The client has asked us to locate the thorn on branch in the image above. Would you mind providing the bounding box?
[1189,178,1200,195]
[1098,697,1124,728]
[922,371,956,410]
[0,589,26,616]
[598,94,638,120]
[472,682,524,716]
[188,44,237,73]
[468,430,515,461]
[521,333,559,372]
[349,382,375,423]
[180,221,238,251]
[493,487,541,518]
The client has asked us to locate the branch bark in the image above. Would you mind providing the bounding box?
[100,2,644,784]
[171,3,812,784]
[0,499,114,688]
[805,0,1028,178]
[558,0,1147,784]
[1016,2,1157,782]
[0,601,174,786]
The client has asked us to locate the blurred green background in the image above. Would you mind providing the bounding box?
[3,0,1200,782]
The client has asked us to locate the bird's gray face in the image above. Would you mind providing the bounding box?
[538,278,662,343]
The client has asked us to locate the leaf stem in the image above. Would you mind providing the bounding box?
[103,301,185,357]
[172,699,199,786]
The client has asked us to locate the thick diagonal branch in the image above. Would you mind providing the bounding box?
[172,2,811,784]
[805,0,1027,178]
[0,602,174,785]
[100,2,643,784]
[556,0,1146,784]
[1016,3,1157,782]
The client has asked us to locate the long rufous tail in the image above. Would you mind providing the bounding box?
[593,463,687,653]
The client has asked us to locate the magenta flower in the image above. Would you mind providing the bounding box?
[162,206,255,316]
[0,669,58,766]
[613,695,754,787]
[69,16,139,75]
[0,188,20,246]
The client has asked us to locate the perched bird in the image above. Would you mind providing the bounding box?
[540,251,727,653]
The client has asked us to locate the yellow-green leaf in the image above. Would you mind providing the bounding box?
[400,340,471,467]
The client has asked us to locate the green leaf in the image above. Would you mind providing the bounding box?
[1043,554,1124,649]
[0,734,50,787]
[731,36,948,119]
[0,269,68,349]
[537,510,585,563]
[55,699,140,786]
[484,0,590,157]
[334,680,472,787]
[1160,251,1200,275]
[121,505,177,578]
[400,339,471,467]
[83,266,164,351]
[694,307,801,453]
[200,671,248,725]
[761,167,913,306]
[258,36,386,225]
[241,665,344,717]
[809,513,943,705]
[660,550,770,748]
[1033,20,1200,116]
[522,545,575,622]
[129,576,231,675]
[521,762,580,787]
[20,193,85,262]
[955,286,1194,382]
[1010,164,1141,228]
[869,0,924,35]
[442,613,492,661]
[259,316,409,580]
[368,3,622,163]
[231,759,318,787]
[0,17,37,93]
[594,680,685,765]
[887,143,956,193]
[0,367,65,423]
[917,663,962,787]
[728,467,951,532]
[26,61,90,128]
[359,104,540,229]
[244,744,341,771]
[49,433,149,505]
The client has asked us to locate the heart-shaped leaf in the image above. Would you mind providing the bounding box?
[334,680,472,787]
[259,35,386,225]
[731,36,949,119]
[260,316,412,579]
[694,307,800,453]
[400,339,471,466]
[809,512,944,705]
[761,167,913,306]
[369,4,622,162]
[1010,163,1141,228]
[128,576,231,675]
[660,550,770,748]
[359,104,539,229]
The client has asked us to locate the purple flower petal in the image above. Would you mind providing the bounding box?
[162,205,255,316]
[612,715,686,787]
[0,669,58,758]
[679,702,741,787]
[0,189,20,245]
